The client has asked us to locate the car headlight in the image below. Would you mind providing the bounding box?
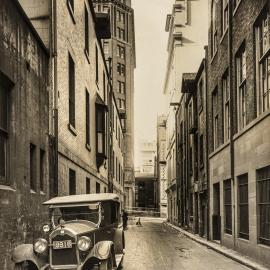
[42,224,50,233]
[34,238,48,254]
[77,236,92,252]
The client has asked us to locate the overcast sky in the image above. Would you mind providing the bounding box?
[133,0,174,162]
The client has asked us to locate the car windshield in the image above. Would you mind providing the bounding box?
[52,204,100,226]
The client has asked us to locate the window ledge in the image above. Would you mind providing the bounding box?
[40,191,46,195]
[258,243,270,250]
[238,236,249,242]
[85,49,90,64]
[30,189,37,194]
[209,141,230,159]
[0,184,15,192]
[68,123,77,136]
[220,28,228,44]
[86,143,91,152]
[67,0,76,24]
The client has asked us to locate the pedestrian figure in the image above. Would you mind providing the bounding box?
[122,210,128,230]
[136,217,142,226]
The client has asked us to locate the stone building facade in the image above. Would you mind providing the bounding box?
[207,0,270,265]
[93,0,136,208]
[0,0,49,268]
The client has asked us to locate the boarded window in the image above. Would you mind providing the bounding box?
[238,174,249,239]
[257,166,270,246]
[224,179,232,234]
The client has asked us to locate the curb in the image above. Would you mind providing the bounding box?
[164,222,270,270]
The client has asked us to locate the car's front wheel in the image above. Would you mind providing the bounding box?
[99,253,113,270]
[14,262,37,270]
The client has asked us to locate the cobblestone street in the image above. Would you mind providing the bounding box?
[123,218,249,270]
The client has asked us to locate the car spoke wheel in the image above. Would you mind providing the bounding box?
[99,253,113,270]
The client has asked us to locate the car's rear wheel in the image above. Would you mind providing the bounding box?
[14,262,37,270]
[99,253,113,270]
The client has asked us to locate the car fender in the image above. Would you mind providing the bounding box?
[12,244,47,269]
[114,228,125,254]
[82,241,115,269]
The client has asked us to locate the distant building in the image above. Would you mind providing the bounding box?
[157,115,168,218]
[207,0,270,265]
[93,0,136,208]
[0,0,49,267]
[135,140,158,209]
[164,0,208,225]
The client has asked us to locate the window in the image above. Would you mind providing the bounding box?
[69,53,75,128]
[117,27,125,40]
[30,144,36,191]
[238,174,249,239]
[199,134,204,166]
[189,147,193,176]
[86,177,90,194]
[103,72,106,100]
[96,45,99,83]
[117,63,125,76]
[67,0,75,23]
[257,166,270,246]
[224,179,232,234]
[103,41,109,54]
[198,79,204,110]
[188,100,193,129]
[96,105,106,154]
[40,149,45,192]
[117,45,125,59]
[222,72,230,142]
[222,0,229,34]
[103,5,109,13]
[256,10,270,114]
[211,0,217,56]
[69,169,76,195]
[0,85,8,183]
[118,98,125,110]
[104,187,107,193]
[117,10,125,23]
[236,46,247,130]
[85,89,90,146]
[117,81,125,94]
[96,182,100,193]
[85,4,89,55]
[212,88,219,149]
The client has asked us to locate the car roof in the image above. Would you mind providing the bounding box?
[43,193,120,206]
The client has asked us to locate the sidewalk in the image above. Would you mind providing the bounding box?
[165,222,270,270]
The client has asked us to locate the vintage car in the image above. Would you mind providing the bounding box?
[12,193,125,270]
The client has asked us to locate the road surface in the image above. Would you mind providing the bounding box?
[122,218,249,270]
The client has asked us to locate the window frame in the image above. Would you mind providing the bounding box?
[85,89,90,147]
[222,71,230,142]
[211,0,218,57]
[84,4,89,56]
[212,88,219,150]
[69,168,76,195]
[68,53,76,128]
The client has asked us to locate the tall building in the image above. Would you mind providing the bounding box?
[164,0,208,225]
[93,0,136,208]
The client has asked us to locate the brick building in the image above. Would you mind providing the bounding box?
[19,0,125,201]
[175,57,209,238]
[164,0,208,225]
[0,0,49,268]
[92,0,136,208]
[207,0,270,265]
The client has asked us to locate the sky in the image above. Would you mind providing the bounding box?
[133,0,174,163]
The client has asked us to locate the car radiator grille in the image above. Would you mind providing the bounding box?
[51,234,77,266]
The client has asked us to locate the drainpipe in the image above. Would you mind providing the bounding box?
[52,0,58,197]
[204,51,210,241]
[228,0,236,249]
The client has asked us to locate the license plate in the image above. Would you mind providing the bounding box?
[53,240,73,249]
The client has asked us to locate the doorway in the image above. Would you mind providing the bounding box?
[212,183,221,240]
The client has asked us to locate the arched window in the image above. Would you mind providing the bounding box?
[211,0,218,56]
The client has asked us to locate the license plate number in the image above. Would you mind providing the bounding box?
[53,240,72,249]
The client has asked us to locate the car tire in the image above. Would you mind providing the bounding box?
[14,262,32,270]
[99,253,113,270]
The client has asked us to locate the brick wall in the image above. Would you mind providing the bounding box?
[0,1,49,269]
